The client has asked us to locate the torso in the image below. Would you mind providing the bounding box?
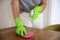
[19,0,42,13]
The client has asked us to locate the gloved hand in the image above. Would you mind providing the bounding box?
[15,18,27,36]
[31,6,43,21]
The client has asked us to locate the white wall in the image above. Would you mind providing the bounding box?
[0,0,14,29]
[50,0,60,24]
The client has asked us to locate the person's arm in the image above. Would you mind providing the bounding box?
[31,0,46,21]
[11,0,27,36]
[11,0,20,19]
[41,0,46,10]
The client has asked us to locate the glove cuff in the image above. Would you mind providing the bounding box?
[34,6,43,13]
[15,18,23,28]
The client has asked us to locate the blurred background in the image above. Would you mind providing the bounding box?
[0,0,60,29]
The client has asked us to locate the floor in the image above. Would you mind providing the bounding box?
[0,27,60,40]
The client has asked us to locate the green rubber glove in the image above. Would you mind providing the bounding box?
[31,6,43,21]
[15,18,27,36]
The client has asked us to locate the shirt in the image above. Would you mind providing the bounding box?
[19,0,42,13]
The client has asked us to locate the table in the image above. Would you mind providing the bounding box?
[0,27,60,40]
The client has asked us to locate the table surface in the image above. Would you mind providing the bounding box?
[0,27,60,40]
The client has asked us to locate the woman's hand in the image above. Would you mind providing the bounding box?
[15,18,27,36]
[31,0,46,22]
[16,26,27,36]
[31,6,43,21]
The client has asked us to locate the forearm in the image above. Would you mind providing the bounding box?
[11,0,20,19]
[11,0,24,27]
[41,0,46,10]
